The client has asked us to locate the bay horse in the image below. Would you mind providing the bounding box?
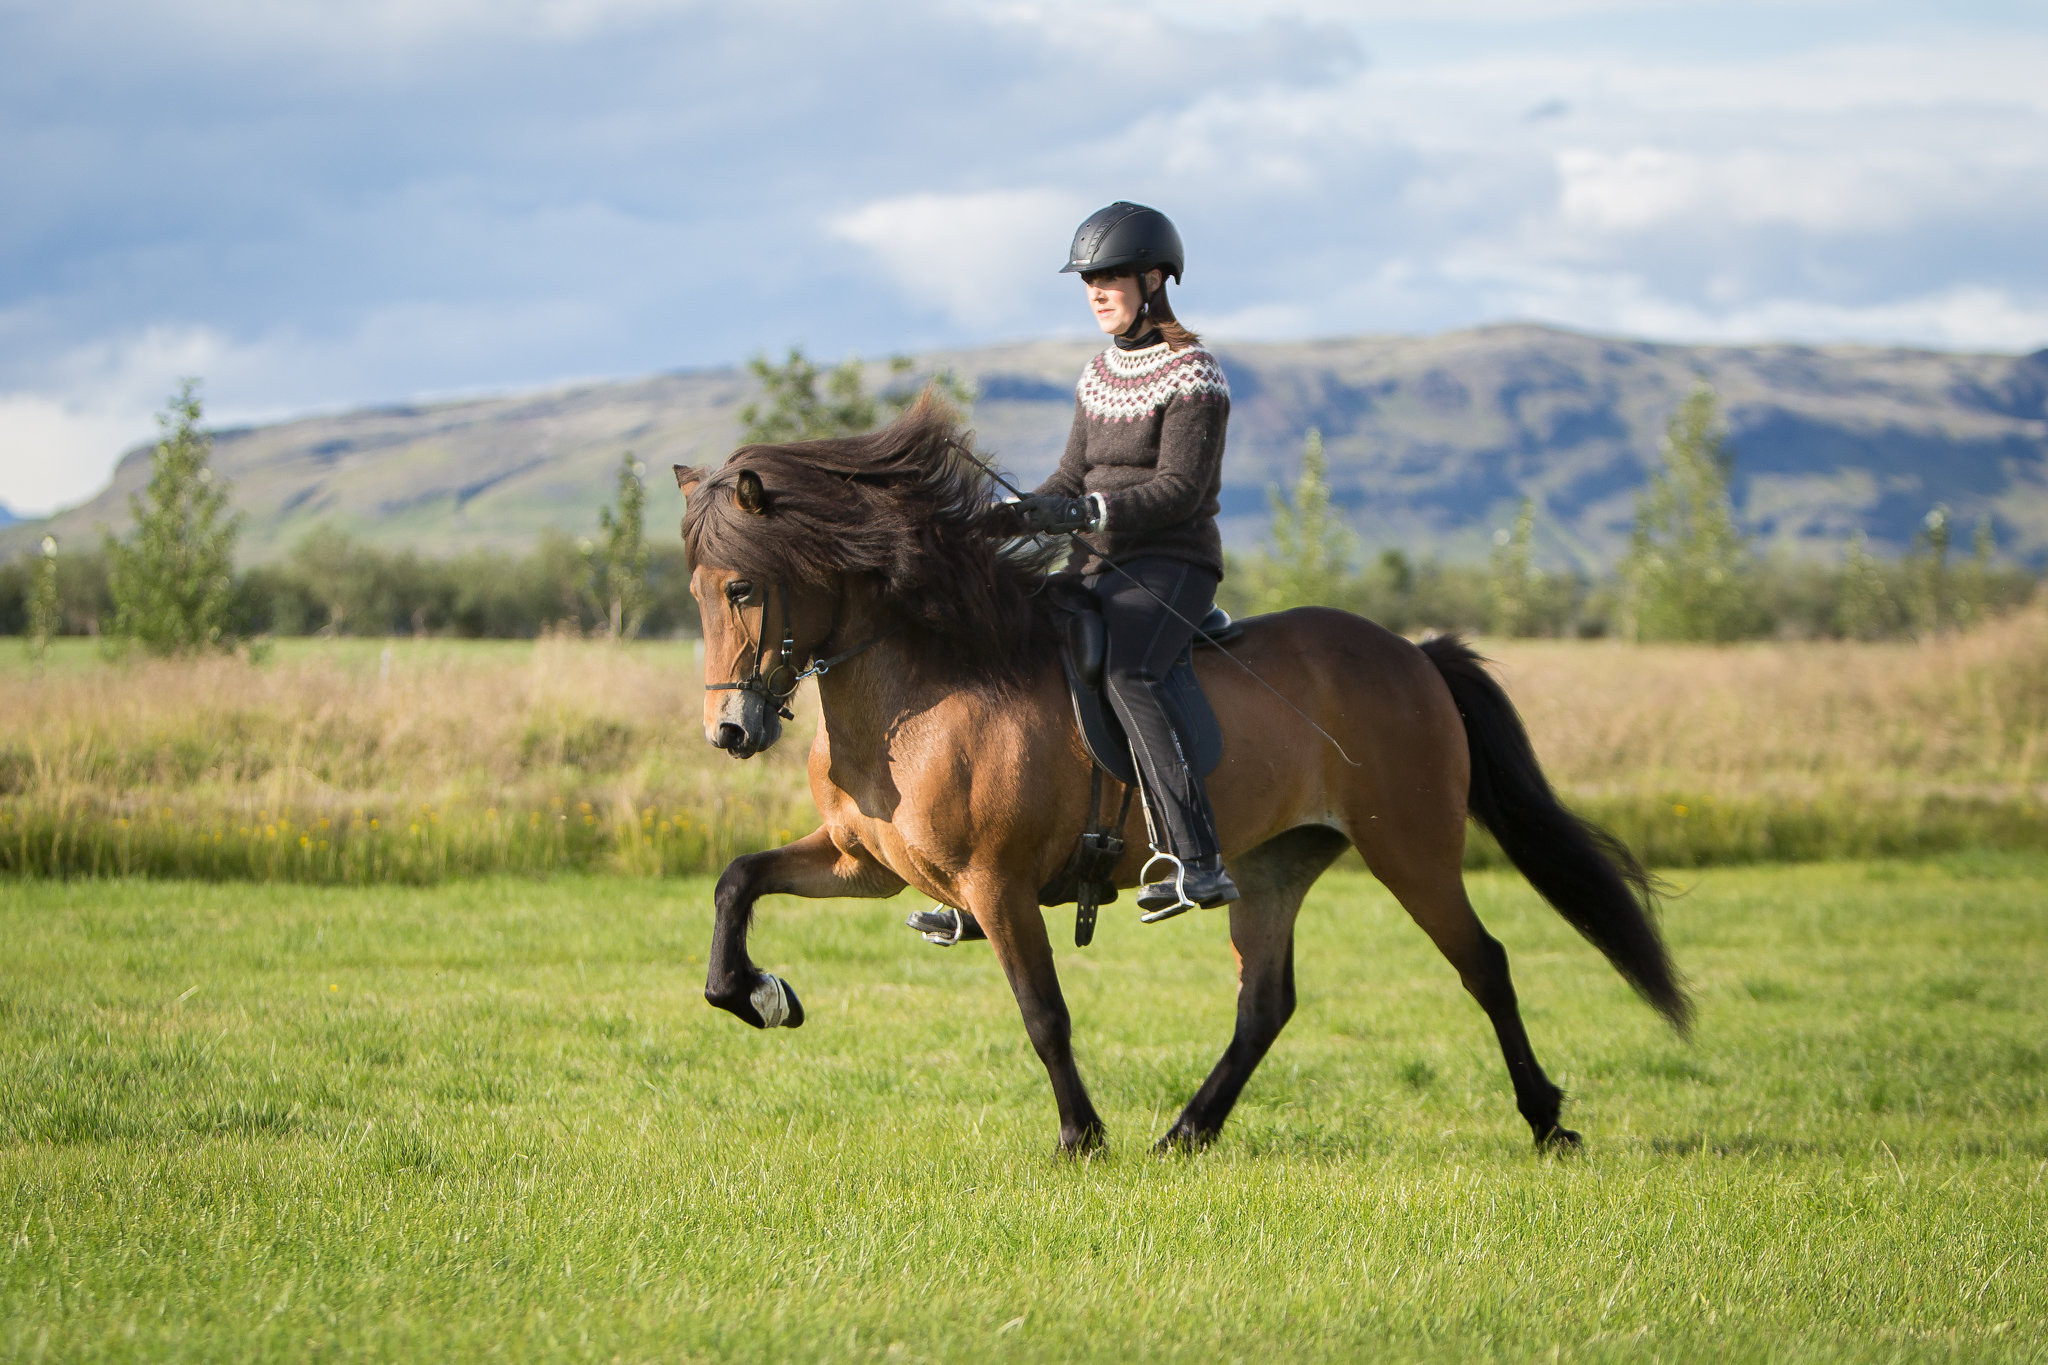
[676,397,1688,1155]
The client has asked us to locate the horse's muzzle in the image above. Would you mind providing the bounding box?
[710,721,770,759]
[706,694,781,759]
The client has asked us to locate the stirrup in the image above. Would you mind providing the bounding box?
[1136,850,1196,923]
[908,904,976,947]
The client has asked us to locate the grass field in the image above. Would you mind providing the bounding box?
[3,861,2043,1361]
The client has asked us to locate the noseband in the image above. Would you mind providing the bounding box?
[704,577,893,722]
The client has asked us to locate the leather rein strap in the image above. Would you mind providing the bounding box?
[704,577,893,721]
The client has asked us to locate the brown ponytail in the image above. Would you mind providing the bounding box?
[1144,279,1200,350]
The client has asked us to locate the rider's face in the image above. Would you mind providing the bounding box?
[1083,269,1162,335]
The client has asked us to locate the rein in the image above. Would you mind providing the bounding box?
[704,577,894,720]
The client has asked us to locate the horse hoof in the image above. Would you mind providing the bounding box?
[707,974,805,1030]
[1536,1124,1582,1150]
[1153,1123,1213,1154]
[1057,1123,1106,1157]
[750,974,804,1029]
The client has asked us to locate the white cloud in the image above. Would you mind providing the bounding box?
[0,396,157,518]
[0,324,237,515]
[0,301,620,515]
[33,0,692,54]
[1439,253,2048,352]
[1198,303,1317,342]
[5,0,2048,516]
[1114,0,1715,22]
[1553,145,1929,235]
[829,189,1090,328]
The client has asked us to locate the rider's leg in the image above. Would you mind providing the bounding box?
[1092,556,1237,916]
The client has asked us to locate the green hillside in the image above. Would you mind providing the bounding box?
[12,324,2048,570]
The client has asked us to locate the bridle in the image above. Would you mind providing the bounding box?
[704,576,893,722]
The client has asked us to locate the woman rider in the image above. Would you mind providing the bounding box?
[1002,201,1239,919]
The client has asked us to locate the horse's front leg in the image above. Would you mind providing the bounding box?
[705,826,904,1030]
[973,882,1106,1155]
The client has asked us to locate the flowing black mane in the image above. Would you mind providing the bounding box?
[681,393,1058,681]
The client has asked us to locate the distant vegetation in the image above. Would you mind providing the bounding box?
[3,387,696,645]
[102,381,243,655]
[3,363,2039,647]
[1222,388,2038,641]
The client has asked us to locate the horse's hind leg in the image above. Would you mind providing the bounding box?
[1377,859,1578,1147]
[1158,826,1349,1152]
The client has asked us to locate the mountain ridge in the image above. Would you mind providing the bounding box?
[9,323,2047,570]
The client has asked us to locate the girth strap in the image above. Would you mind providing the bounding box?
[1070,767,1137,948]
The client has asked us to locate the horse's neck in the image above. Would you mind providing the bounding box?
[811,635,942,772]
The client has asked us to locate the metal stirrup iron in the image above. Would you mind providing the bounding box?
[1137,849,1196,923]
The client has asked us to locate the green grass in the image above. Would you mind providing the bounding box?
[3,863,2045,1362]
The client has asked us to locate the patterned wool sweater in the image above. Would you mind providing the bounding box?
[1033,336,1231,577]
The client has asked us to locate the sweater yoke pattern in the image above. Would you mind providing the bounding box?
[1076,341,1230,425]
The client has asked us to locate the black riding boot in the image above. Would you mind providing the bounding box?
[1095,558,1239,922]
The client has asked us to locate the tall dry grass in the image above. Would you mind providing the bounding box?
[0,636,815,880]
[4,612,2046,879]
[1482,607,2048,864]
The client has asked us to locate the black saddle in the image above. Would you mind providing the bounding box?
[1050,580,1240,788]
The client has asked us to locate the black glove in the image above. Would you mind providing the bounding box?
[988,494,1102,537]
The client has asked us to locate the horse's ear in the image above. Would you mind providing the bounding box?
[734,469,769,515]
[673,464,702,497]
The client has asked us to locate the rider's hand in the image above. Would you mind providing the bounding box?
[988,494,1106,537]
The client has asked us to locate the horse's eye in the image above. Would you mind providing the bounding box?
[725,580,753,605]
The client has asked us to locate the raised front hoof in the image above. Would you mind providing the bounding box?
[705,973,806,1030]
[1056,1121,1106,1158]
[1152,1121,1217,1155]
[1534,1123,1582,1151]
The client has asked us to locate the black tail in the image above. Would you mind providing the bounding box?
[1421,635,1691,1032]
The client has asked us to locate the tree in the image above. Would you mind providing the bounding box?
[1620,386,1758,642]
[1953,516,1996,630]
[1488,498,1538,637]
[738,348,975,444]
[1905,504,1953,635]
[105,381,240,654]
[591,453,651,640]
[1255,428,1353,612]
[25,536,60,660]
[1836,531,1897,641]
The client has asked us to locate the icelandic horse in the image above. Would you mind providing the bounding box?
[676,398,1687,1155]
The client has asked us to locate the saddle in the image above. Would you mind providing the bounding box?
[1036,578,1241,944]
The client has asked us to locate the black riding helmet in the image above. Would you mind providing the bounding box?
[1059,202,1184,283]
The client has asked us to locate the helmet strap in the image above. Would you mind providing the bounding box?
[1119,271,1155,342]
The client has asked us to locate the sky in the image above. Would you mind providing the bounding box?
[3,0,2046,515]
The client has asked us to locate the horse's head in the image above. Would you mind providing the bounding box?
[677,398,1060,752]
[677,465,845,758]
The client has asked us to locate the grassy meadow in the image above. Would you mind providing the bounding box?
[5,610,2048,880]
[3,862,2044,1361]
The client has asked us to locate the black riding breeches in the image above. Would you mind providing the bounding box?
[1088,556,1223,865]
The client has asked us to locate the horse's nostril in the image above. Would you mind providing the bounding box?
[714,722,747,750]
